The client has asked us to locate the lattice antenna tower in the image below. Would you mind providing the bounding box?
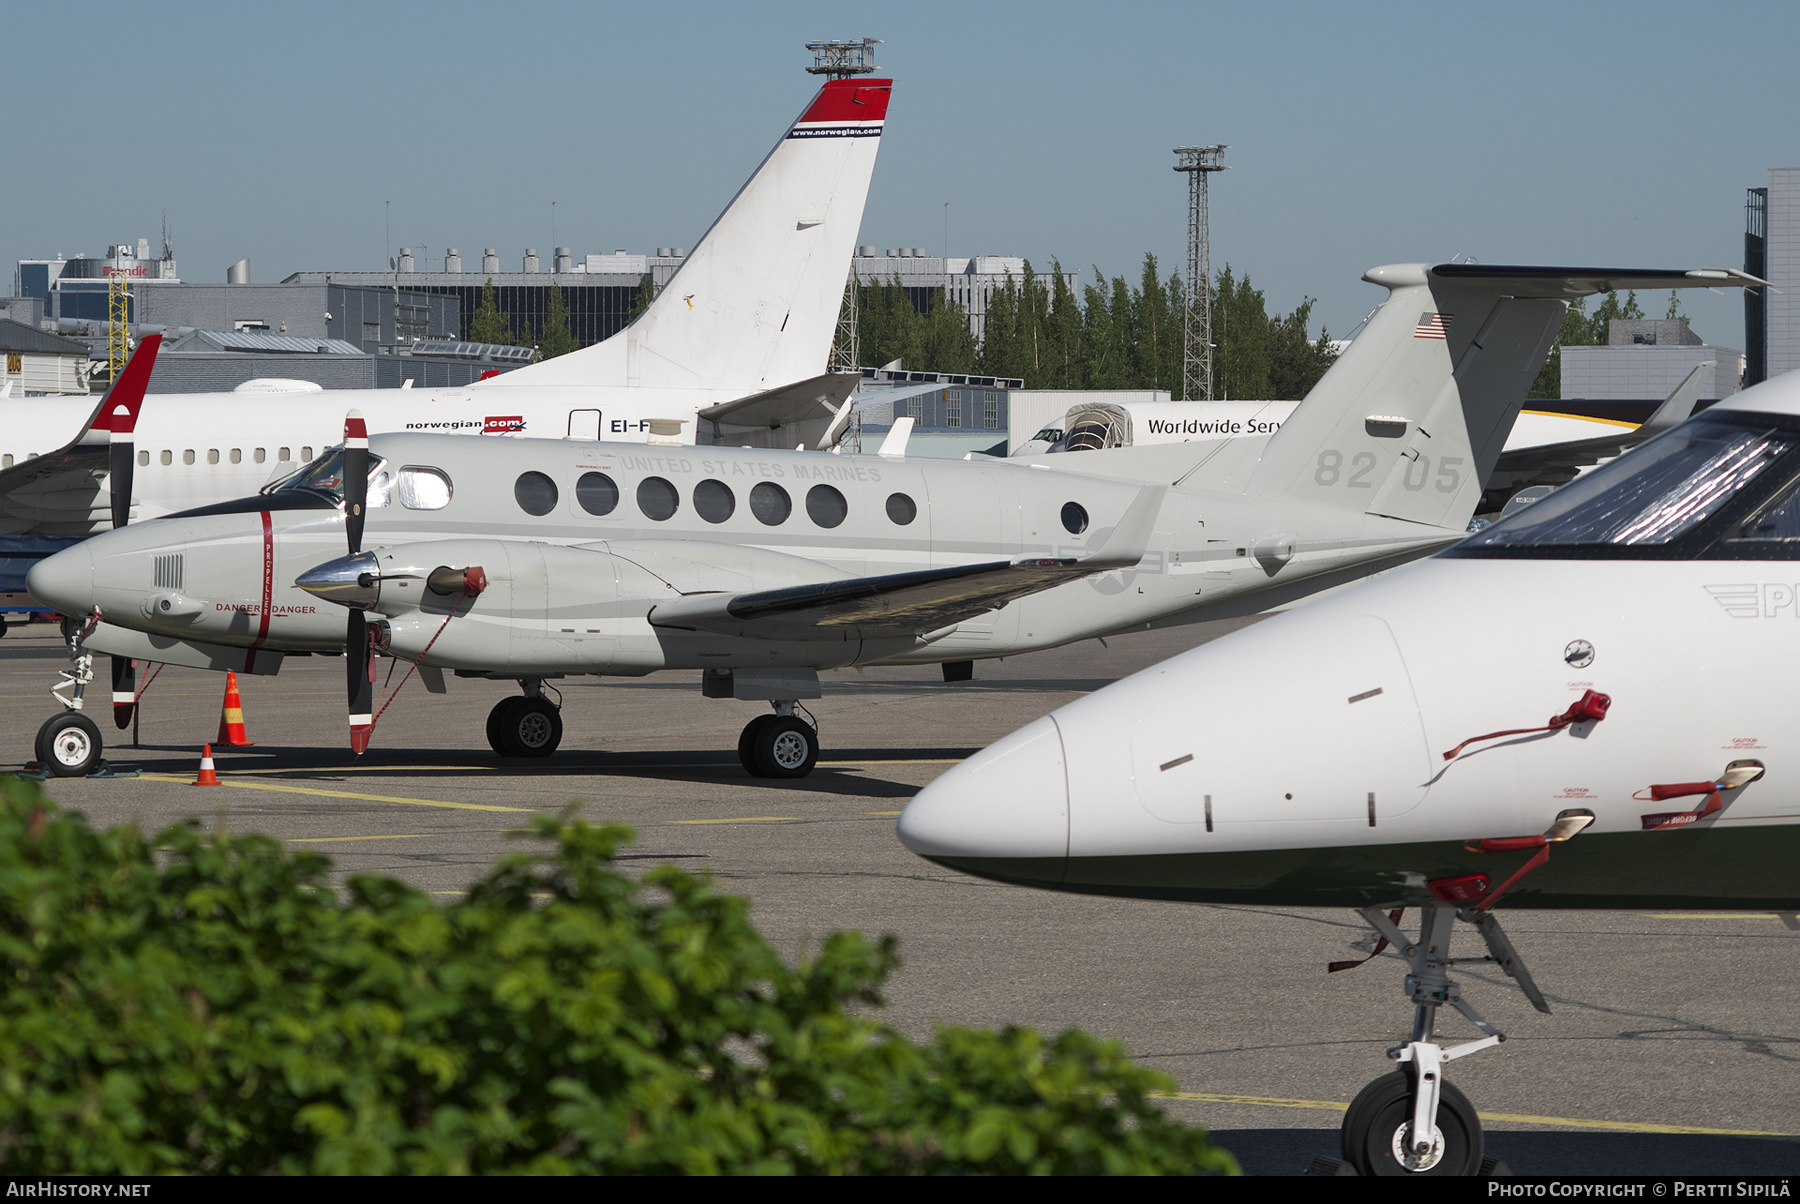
[1173,145,1228,401]
[106,265,130,382]
[831,269,860,371]
[805,37,881,79]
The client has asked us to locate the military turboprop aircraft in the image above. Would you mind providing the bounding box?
[24,263,1760,775]
[896,363,1800,1176]
[0,73,893,545]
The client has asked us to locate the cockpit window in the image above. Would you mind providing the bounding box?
[265,445,389,506]
[1451,413,1800,561]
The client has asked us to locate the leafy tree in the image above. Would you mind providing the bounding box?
[0,780,1236,1175]
[1528,289,1645,399]
[539,283,578,359]
[468,278,513,345]
[626,275,655,325]
[1665,289,1689,324]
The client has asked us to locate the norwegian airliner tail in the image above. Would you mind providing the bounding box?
[488,78,892,393]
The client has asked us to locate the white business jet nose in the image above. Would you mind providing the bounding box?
[26,542,95,617]
[897,715,1070,871]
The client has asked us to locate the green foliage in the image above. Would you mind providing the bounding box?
[539,284,578,359]
[1528,289,1646,399]
[1665,289,1689,324]
[626,276,655,326]
[0,780,1234,1176]
[468,279,513,346]
[856,276,978,375]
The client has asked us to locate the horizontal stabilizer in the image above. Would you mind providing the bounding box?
[1429,263,1769,295]
[696,369,862,431]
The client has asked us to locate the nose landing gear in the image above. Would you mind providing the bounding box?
[1328,903,1541,1176]
[33,614,105,777]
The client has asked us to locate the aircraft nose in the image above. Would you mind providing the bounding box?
[26,542,96,616]
[897,714,1069,877]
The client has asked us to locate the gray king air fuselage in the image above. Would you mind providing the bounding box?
[30,430,1453,683]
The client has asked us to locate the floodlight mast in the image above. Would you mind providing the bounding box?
[806,38,881,80]
[1174,144,1228,401]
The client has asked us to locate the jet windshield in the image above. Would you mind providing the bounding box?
[1451,411,1800,560]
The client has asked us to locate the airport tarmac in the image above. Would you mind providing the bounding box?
[4,617,1797,1176]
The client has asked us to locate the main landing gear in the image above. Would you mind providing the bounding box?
[737,702,819,779]
[486,679,563,758]
[1328,903,1544,1176]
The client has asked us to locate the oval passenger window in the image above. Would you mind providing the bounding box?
[750,482,791,525]
[514,471,558,516]
[576,471,619,516]
[694,479,735,524]
[886,492,917,525]
[399,466,453,510]
[638,475,679,521]
[1062,502,1089,534]
[806,484,847,529]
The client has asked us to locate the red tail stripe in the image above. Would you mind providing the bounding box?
[798,78,893,123]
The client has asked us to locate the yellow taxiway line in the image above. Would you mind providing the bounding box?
[1154,1092,1795,1137]
[137,773,531,813]
[671,816,798,825]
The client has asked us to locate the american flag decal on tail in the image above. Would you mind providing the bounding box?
[1414,312,1453,339]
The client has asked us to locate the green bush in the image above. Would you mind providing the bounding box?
[0,779,1235,1175]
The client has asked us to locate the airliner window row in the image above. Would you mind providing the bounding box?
[512,470,921,530]
[141,447,313,467]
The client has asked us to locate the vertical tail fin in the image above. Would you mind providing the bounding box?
[490,79,891,393]
[1247,263,1765,528]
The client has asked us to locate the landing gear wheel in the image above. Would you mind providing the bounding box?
[1341,1070,1482,1176]
[36,712,103,777]
[738,714,775,777]
[488,697,563,758]
[753,716,818,779]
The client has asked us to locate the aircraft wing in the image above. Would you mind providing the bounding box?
[649,484,1164,640]
[695,370,862,433]
[0,337,160,536]
[1485,359,1711,494]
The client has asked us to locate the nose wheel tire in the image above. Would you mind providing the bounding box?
[1340,1070,1482,1176]
[36,712,104,778]
[752,715,818,779]
[486,696,562,758]
[738,715,775,777]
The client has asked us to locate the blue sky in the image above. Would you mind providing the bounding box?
[8,0,1795,346]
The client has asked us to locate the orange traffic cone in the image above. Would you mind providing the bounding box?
[216,671,254,746]
[192,745,222,787]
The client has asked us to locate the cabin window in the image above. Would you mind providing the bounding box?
[886,492,917,525]
[207,450,220,465]
[750,482,791,526]
[694,479,735,524]
[161,450,172,466]
[399,466,453,510]
[253,448,266,463]
[369,470,392,508]
[806,484,847,529]
[1,455,10,469]
[1062,502,1089,534]
[514,471,559,516]
[183,450,195,465]
[576,472,619,516]
[300,447,313,461]
[136,450,148,467]
[637,476,680,522]
[279,447,291,462]
[230,449,242,464]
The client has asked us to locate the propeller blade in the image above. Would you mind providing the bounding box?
[347,610,373,755]
[343,409,368,555]
[108,404,133,530]
[111,655,136,730]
